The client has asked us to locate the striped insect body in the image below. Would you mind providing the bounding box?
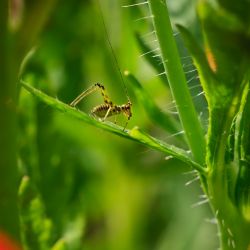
[70,83,132,130]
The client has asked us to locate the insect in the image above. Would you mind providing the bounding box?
[70,83,132,130]
[70,1,132,131]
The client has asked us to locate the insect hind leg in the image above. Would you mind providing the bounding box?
[70,83,113,107]
[95,83,113,106]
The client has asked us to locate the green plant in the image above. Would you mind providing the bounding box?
[138,1,250,249]
[0,0,57,247]
[21,1,250,249]
[2,0,250,249]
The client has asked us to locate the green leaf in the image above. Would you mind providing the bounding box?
[198,2,249,91]
[235,85,250,221]
[196,2,250,169]
[52,239,68,250]
[20,81,207,174]
[128,126,206,174]
[179,2,250,172]
[177,24,214,104]
[18,176,53,250]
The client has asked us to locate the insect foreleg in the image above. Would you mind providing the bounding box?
[122,120,128,132]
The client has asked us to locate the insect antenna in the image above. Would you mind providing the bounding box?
[96,0,130,102]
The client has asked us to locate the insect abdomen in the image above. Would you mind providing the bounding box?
[91,105,122,118]
[91,104,111,118]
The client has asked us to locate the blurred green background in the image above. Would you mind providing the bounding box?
[19,0,216,249]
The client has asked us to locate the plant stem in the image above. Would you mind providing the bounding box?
[206,113,250,249]
[0,0,20,240]
[148,0,206,165]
